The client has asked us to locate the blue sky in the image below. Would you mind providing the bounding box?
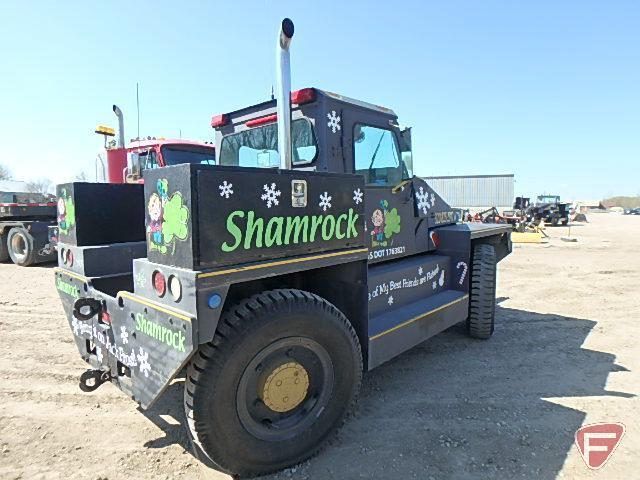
[0,1,638,200]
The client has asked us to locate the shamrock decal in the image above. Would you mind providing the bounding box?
[384,207,401,238]
[162,193,189,244]
[147,178,190,255]
[57,189,76,235]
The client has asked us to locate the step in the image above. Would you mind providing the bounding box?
[367,289,469,369]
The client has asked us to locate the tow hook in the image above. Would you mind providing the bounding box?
[73,297,102,321]
[79,369,111,392]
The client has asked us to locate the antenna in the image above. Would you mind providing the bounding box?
[271,85,275,100]
[136,82,140,139]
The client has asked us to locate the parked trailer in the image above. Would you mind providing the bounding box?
[0,191,57,266]
[53,19,512,477]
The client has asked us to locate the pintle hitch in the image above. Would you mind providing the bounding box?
[73,297,102,321]
[79,369,111,392]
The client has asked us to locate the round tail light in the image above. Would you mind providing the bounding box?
[152,270,166,297]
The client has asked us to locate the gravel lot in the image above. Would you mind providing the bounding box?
[1,213,638,480]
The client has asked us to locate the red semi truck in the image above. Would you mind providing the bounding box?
[99,105,216,184]
[50,106,216,256]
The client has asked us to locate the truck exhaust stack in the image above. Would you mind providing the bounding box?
[112,104,125,148]
[276,18,294,170]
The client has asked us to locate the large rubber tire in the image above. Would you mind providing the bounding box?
[467,243,497,339]
[184,289,362,477]
[7,227,36,266]
[0,232,9,262]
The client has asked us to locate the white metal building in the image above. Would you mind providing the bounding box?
[422,174,515,213]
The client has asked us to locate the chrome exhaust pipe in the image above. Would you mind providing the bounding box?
[112,104,125,148]
[276,18,294,170]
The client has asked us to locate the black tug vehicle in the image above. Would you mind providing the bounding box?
[53,19,512,477]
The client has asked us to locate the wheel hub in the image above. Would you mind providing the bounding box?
[261,361,309,412]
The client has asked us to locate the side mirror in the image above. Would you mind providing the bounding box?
[399,127,413,178]
[127,152,141,179]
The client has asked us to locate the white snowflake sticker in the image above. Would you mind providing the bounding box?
[319,192,332,211]
[388,295,394,306]
[327,111,341,133]
[353,188,363,205]
[219,180,233,199]
[120,326,129,345]
[137,347,151,378]
[261,183,281,208]
[415,186,432,215]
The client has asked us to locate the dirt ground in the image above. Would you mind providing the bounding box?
[1,213,638,480]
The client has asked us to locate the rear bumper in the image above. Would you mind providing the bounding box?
[55,268,196,409]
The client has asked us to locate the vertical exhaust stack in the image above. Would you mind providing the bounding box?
[276,18,294,170]
[112,105,125,148]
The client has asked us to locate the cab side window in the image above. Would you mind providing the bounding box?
[353,124,403,186]
[141,150,159,170]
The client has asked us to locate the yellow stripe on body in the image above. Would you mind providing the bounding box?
[117,291,193,322]
[197,247,369,279]
[369,295,469,341]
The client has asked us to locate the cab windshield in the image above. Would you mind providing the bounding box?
[219,118,317,167]
[161,145,216,166]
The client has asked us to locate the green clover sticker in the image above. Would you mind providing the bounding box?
[384,207,401,238]
[161,192,189,244]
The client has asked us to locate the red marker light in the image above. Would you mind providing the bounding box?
[211,114,229,128]
[291,88,316,104]
[152,270,166,297]
[429,231,440,249]
[100,311,111,324]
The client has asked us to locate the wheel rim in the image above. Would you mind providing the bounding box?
[10,233,27,261]
[236,336,334,441]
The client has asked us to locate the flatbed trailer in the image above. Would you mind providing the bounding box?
[52,19,512,477]
[0,192,57,266]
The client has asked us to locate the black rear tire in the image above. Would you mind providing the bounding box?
[0,232,9,262]
[7,227,36,266]
[184,289,362,477]
[467,243,497,339]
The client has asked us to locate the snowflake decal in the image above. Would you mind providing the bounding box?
[319,192,332,211]
[260,183,281,208]
[418,266,424,276]
[219,180,233,199]
[120,326,129,345]
[137,347,151,378]
[71,318,80,336]
[388,295,394,306]
[353,188,363,205]
[327,110,341,133]
[96,346,103,363]
[415,186,431,215]
[135,271,146,289]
